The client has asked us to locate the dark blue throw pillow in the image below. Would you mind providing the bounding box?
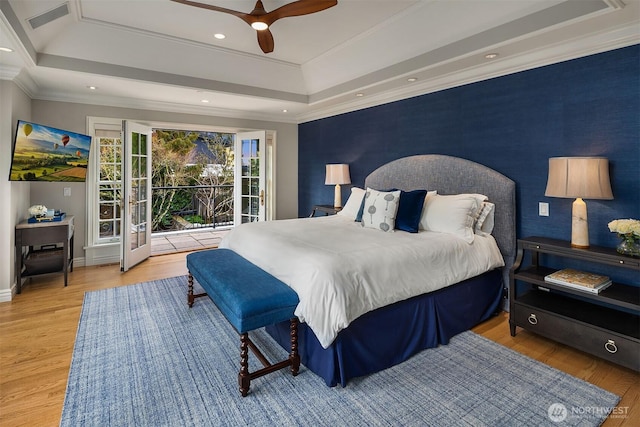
[395,189,428,233]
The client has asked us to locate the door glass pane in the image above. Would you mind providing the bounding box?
[140,134,147,155]
[139,180,147,201]
[140,156,147,178]
[132,133,139,155]
[242,140,251,158]
[140,201,147,222]
[132,156,139,179]
[139,222,146,246]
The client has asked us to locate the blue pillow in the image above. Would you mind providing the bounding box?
[395,190,428,233]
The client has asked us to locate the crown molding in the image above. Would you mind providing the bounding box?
[30,90,299,124]
[0,65,20,80]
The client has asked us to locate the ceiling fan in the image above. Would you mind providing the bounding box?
[171,0,338,54]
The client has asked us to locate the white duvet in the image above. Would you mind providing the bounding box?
[219,215,504,348]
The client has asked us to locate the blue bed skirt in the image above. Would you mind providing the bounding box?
[266,268,503,387]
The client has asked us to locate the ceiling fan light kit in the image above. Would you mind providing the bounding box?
[171,0,338,53]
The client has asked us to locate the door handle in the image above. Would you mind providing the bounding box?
[260,190,265,206]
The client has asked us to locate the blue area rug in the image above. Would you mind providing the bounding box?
[61,276,620,426]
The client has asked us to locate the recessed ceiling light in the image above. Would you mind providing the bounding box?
[485,53,499,59]
[201,99,210,103]
[282,109,288,113]
[0,47,14,52]
[214,33,226,40]
[407,77,418,82]
[87,86,98,90]
[355,93,364,97]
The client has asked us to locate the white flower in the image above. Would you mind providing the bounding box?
[608,219,640,239]
[28,204,48,217]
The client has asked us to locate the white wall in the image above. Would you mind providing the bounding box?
[0,81,31,301]
[30,100,298,266]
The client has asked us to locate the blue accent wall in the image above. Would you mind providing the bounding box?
[299,45,639,267]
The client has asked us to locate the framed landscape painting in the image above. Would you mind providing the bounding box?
[9,120,92,182]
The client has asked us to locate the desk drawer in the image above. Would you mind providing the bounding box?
[513,302,639,371]
[19,226,68,245]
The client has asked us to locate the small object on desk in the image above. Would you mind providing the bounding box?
[27,212,66,223]
[309,205,342,217]
[544,268,612,294]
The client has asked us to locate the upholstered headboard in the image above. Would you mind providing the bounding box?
[365,154,516,288]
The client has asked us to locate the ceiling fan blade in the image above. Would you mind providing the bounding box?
[264,0,338,26]
[257,29,275,54]
[170,0,253,25]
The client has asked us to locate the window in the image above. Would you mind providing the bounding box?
[97,136,122,242]
[87,118,123,249]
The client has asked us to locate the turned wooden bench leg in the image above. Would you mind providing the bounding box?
[237,318,299,397]
[290,318,300,376]
[188,273,195,308]
[187,273,208,308]
[239,333,251,397]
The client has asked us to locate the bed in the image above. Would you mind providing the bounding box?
[220,154,516,387]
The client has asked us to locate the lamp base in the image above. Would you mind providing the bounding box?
[334,184,342,208]
[571,197,589,248]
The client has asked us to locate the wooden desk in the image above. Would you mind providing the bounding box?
[15,216,74,293]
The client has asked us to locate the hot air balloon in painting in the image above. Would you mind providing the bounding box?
[76,150,81,157]
[54,143,59,149]
[23,123,32,137]
[61,134,70,147]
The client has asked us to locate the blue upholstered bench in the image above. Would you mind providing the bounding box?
[186,248,300,396]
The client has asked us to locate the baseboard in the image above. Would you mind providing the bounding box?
[0,286,15,302]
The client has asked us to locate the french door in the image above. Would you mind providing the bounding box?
[235,131,266,223]
[121,121,152,271]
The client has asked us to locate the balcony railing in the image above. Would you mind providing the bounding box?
[152,184,234,232]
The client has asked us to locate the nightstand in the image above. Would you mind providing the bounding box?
[509,236,639,371]
[309,205,342,217]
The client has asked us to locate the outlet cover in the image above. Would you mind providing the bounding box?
[64,187,71,197]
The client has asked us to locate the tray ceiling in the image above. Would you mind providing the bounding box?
[1,0,638,123]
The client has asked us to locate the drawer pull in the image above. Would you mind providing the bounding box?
[528,314,538,325]
[604,340,618,354]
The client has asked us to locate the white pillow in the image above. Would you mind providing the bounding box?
[474,201,495,235]
[418,192,481,230]
[360,188,401,232]
[419,194,482,243]
[337,187,365,220]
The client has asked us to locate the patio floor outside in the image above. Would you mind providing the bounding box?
[151,229,230,256]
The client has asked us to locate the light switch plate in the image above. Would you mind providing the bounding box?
[539,202,549,216]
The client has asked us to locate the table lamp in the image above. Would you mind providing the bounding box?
[325,164,351,208]
[544,157,613,248]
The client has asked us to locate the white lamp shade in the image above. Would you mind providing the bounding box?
[325,164,351,185]
[545,157,613,200]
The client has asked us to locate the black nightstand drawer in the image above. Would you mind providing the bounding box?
[513,301,640,371]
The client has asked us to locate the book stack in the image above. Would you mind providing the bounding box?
[544,268,612,294]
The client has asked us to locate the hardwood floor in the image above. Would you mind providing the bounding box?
[1,253,637,427]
